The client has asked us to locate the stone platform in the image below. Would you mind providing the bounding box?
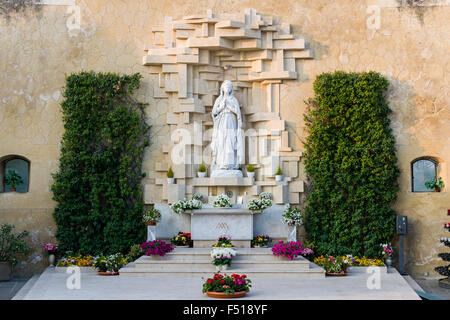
[119,248,325,277]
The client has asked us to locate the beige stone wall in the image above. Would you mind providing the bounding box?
[0,0,448,277]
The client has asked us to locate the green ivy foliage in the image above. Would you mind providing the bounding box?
[303,71,400,258]
[52,71,150,255]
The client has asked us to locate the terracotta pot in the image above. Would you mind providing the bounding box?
[11,187,16,192]
[98,271,119,276]
[206,291,247,298]
[147,221,156,226]
[325,271,347,277]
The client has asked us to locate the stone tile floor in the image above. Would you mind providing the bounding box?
[11,267,421,300]
[0,278,28,300]
[414,278,450,299]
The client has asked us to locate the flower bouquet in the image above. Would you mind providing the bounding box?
[171,232,192,247]
[380,243,393,266]
[94,253,127,275]
[211,247,236,271]
[43,243,57,254]
[213,194,233,208]
[251,234,271,248]
[202,273,252,298]
[271,241,314,260]
[213,234,234,247]
[140,240,174,257]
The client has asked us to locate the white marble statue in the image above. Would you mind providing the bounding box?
[211,80,244,176]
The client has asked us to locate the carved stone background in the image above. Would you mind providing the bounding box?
[143,8,310,204]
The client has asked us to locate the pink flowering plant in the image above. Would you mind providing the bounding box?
[43,243,57,254]
[271,241,314,260]
[213,234,233,247]
[140,240,174,257]
[380,243,393,258]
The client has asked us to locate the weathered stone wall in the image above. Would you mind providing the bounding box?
[0,0,448,278]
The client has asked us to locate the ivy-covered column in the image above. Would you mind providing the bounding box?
[303,71,400,258]
[52,72,150,255]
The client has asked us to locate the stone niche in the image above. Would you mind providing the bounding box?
[143,8,312,240]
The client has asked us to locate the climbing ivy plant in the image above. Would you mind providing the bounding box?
[303,71,400,258]
[52,71,150,255]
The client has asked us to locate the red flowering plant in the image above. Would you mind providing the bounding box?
[271,241,314,260]
[140,240,174,257]
[171,232,192,246]
[202,273,252,296]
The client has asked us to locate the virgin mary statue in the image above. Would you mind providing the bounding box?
[210,80,244,176]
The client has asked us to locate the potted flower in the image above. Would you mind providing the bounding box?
[170,198,202,214]
[0,224,31,281]
[143,207,162,226]
[167,167,175,184]
[425,177,445,192]
[43,243,58,267]
[198,162,207,178]
[202,273,252,298]
[4,169,24,192]
[213,194,233,208]
[94,253,127,276]
[274,165,283,182]
[251,234,271,248]
[171,232,192,247]
[281,204,303,227]
[211,247,236,271]
[247,192,272,213]
[321,256,351,276]
[246,164,256,179]
[271,241,313,260]
[380,243,393,267]
[213,234,234,248]
[140,240,174,258]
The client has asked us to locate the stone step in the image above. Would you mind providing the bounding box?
[119,264,325,277]
[148,247,285,261]
[133,259,310,271]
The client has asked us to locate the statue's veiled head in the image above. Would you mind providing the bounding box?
[220,80,233,96]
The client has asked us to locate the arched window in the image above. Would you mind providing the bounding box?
[411,158,438,192]
[1,156,30,193]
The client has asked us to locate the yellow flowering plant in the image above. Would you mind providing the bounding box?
[57,255,96,267]
[314,255,384,268]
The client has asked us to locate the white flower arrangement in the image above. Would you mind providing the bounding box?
[247,192,272,213]
[192,193,204,201]
[210,247,237,259]
[213,194,233,208]
[259,192,272,200]
[170,198,203,214]
[281,204,303,226]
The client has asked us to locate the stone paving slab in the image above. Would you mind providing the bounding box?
[15,267,420,300]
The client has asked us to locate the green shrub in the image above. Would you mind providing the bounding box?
[52,71,149,255]
[167,167,174,178]
[274,166,283,176]
[246,164,255,172]
[0,224,31,267]
[303,71,400,258]
[198,162,207,172]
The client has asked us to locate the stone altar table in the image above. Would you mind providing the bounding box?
[185,207,254,248]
